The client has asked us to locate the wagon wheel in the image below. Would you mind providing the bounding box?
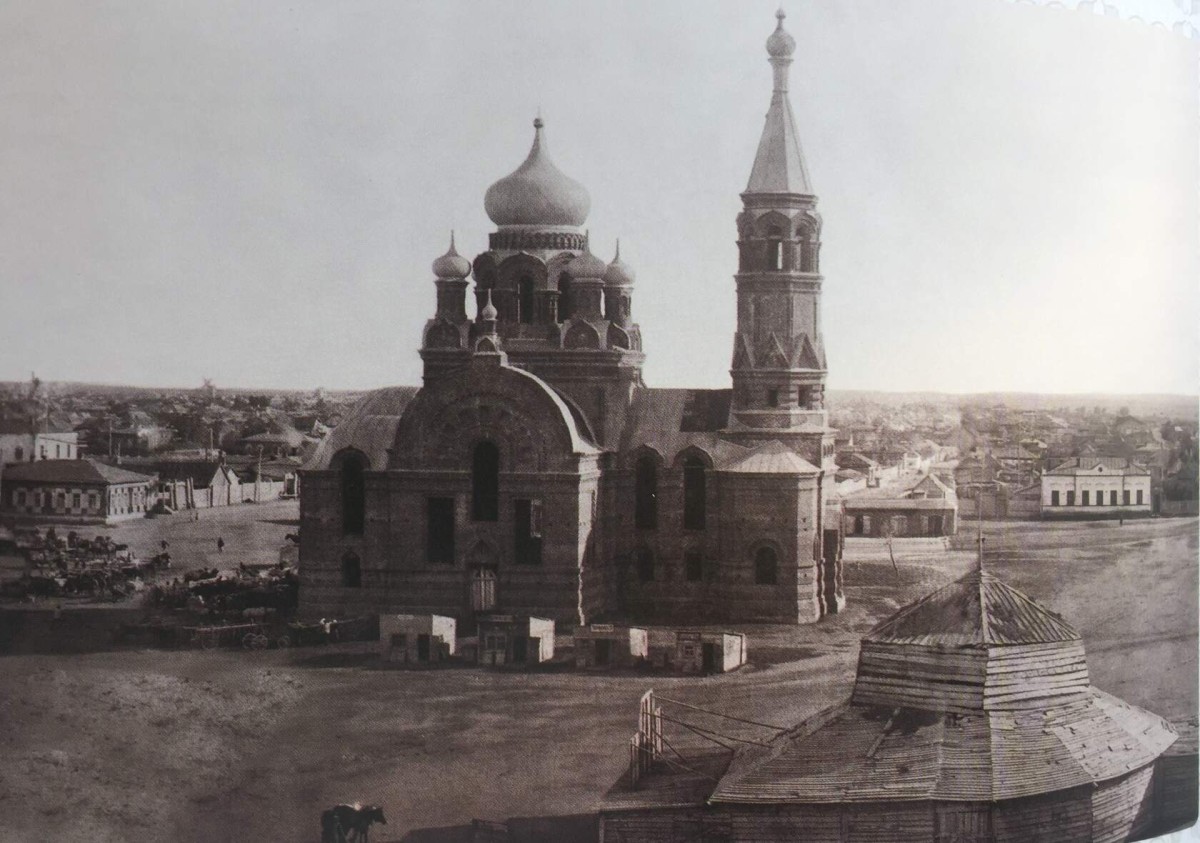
[242,632,259,650]
[199,632,218,650]
[276,635,290,649]
[254,633,270,650]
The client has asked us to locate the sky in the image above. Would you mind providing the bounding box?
[0,0,1196,395]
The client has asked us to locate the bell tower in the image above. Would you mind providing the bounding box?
[727,9,834,476]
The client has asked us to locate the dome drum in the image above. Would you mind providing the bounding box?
[489,229,587,252]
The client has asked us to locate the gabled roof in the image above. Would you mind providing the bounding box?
[864,570,1078,647]
[3,459,154,486]
[718,440,819,475]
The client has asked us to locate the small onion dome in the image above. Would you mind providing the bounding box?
[568,245,608,279]
[603,240,635,286]
[766,8,796,58]
[484,118,591,227]
[432,232,471,279]
[479,289,498,321]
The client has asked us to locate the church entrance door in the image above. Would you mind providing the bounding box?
[471,568,497,612]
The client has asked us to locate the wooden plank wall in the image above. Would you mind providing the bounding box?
[984,643,1089,710]
[852,643,987,713]
[1152,751,1199,832]
[1091,767,1155,843]
[993,787,1092,842]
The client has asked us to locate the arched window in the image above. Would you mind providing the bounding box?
[634,455,658,530]
[767,226,783,270]
[558,273,573,321]
[341,551,362,588]
[635,547,655,583]
[338,450,367,535]
[754,546,778,585]
[472,440,500,522]
[682,456,706,530]
[517,276,535,324]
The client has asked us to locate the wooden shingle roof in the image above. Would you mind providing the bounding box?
[864,571,1078,647]
[710,690,1176,804]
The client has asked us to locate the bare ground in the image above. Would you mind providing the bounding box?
[0,516,1194,842]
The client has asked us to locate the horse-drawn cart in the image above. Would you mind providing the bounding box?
[184,622,291,651]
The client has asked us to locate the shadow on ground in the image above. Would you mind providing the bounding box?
[388,813,597,843]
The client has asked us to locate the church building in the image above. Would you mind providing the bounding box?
[299,11,844,627]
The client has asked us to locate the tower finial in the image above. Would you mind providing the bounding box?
[449,229,457,252]
[614,237,621,261]
[766,7,797,63]
[480,288,498,323]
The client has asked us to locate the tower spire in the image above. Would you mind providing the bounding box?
[747,7,813,195]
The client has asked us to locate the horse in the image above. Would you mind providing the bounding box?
[320,804,387,843]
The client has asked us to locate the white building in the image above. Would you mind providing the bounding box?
[1041,457,1151,519]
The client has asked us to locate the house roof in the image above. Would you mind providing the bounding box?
[843,497,956,512]
[3,459,154,486]
[1046,456,1149,476]
[112,458,226,487]
[241,429,308,448]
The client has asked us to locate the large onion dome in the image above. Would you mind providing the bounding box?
[431,232,471,279]
[484,118,591,228]
[766,8,796,58]
[603,240,635,286]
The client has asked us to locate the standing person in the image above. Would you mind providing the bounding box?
[160,539,169,552]
[217,536,225,553]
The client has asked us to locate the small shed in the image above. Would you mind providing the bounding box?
[649,629,747,674]
[379,614,456,664]
[476,614,555,666]
[574,624,648,669]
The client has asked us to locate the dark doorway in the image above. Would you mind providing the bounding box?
[702,642,717,674]
[417,633,431,662]
[854,514,864,535]
[594,638,612,666]
[513,635,528,663]
[928,515,944,536]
